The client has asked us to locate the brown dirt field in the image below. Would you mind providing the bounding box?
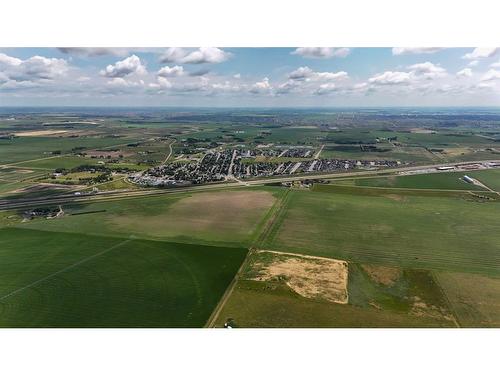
[13,130,68,137]
[361,264,402,286]
[12,183,76,194]
[167,190,275,232]
[110,190,276,243]
[250,250,349,304]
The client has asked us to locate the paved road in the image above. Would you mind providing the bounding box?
[1,159,499,211]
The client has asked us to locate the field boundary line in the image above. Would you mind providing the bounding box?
[0,239,132,302]
[205,188,292,328]
[204,248,255,328]
[430,271,461,328]
[253,189,291,248]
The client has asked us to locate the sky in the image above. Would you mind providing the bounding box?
[1,47,500,107]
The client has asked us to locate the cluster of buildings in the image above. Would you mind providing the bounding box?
[130,148,400,187]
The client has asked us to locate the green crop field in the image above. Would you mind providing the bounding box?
[331,171,486,190]
[0,227,247,327]
[5,188,279,247]
[331,169,500,192]
[435,272,500,327]
[0,136,140,165]
[261,187,500,275]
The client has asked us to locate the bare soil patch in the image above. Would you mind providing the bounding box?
[411,296,455,322]
[110,190,276,242]
[250,250,349,304]
[361,264,402,286]
[166,190,275,233]
[14,130,68,137]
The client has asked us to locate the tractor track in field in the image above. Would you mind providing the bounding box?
[0,239,131,302]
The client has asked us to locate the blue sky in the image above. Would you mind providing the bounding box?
[1,47,499,106]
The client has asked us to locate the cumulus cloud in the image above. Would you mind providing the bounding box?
[456,68,472,78]
[276,80,301,94]
[210,81,240,93]
[463,48,500,60]
[407,62,447,79]
[313,83,337,95]
[468,60,479,67]
[481,69,500,82]
[149,76,173,90]
[392,47,444,55]
[288,66,348,81]
[233,73,241,79]
[0,53,22,66]
[291,47,350,59]
[368,71,411,85]
[159,47,231,64]
[288,66,314,80]
[100,55,147,78]
[157,65,184,77]
[107,77,143,87]
[0,53,68,84]
[249,77,272,94]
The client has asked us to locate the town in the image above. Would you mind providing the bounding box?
[130,147,401,186]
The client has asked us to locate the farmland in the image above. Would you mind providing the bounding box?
[0,227,247,327]
[214,251,456,328]
[1,107,500,327]
[260,187,500,275]
[331,169,500,191]
[6,188,278,247]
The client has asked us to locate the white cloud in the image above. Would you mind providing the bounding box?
[100,55,147,78]
[288,66,314,80]
[313,83,337,95]
[468,60,479,67]
[0,53,22,66]
[159,48,187,63]
[159,47,231,64]
[149,76,173,90]
[288,66,348,81]
[291,47,350,59]
[368,71,411,85]
[456,68,472,78]
[233,73,241,79]
[407,62,447,79]
[157,65,184,77]
[0,53,68,83]
[481,69,500,82]
[210,81,240,93]
[107,77,138,87]
[463,48,500,60]
[249,77,272,94]
[276,80,301,94]
[392,47,444,55]
[490,60,500,69]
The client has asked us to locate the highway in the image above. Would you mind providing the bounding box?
[1,159,498,211]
